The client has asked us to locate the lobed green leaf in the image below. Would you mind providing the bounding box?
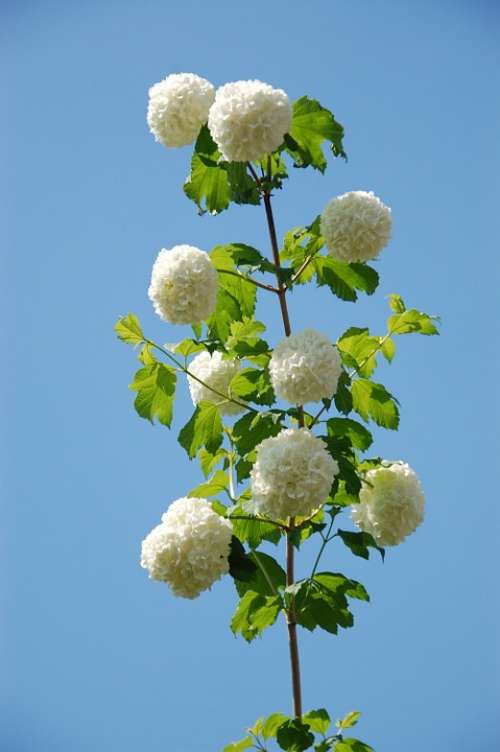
[129,363,176,427]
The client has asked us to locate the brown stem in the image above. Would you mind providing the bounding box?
[262,191,292,337]
[286,517,303,718]
[261,184,304,719]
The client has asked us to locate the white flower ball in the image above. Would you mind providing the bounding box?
[320,191,392,262]
[269,328,342,405]
[140,497,233,599]
[147,73,215,148]
[187,351,244,416]
[249,428,338,520]
[148,245,218,325]
[208,80,291,162]
[352,462,425,546]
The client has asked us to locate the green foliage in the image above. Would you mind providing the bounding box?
[337,530,385,561]
[208,246,258,342]
[337,328,380,377]
[228,536,258,582]
[262,713,290,739]
[230,367,275,406]
[227,318,271,364]
[184,128,261,215]
[388,308,439,336]
[232,411,284,456]
[326,418,373,451]
[314,258,379,302]
[292,570,369,636]
[334,372,353,415]
[337,712,361,731]
[334,739,374,752]
[198,447,227,477]
[115,312,144,345]
[178,402,223,458]
[351,379,400,430]
[166,338,206,358]
[223,738,253,752]
[188,469,229,498]
[231,591,282,642]
[234,552,286,596]
[230,508,282,548]
[302,709,331,736]
[285,96,346,172]
[129,363,176,427]
[184,127,231,214]
[276,718,315,751]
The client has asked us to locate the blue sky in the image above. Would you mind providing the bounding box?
[1,1,499,750]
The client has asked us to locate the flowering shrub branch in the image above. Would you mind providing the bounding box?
[116,73,439,752]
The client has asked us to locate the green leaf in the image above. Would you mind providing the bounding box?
[314,742,331,752]
[188,469,228,498]
[334,372,353,415]
[380,337,396,363]
[198,447,227,478]
[217,243,267,269]
[231,591,282,642]
[207,247,258,343]
[337,529,385,561]
[228,536,258,582]
[129,363,176,427]
[208,288,243,343]
[314,572,370,602]
[234,552,286,596]
[388,293,406,313]
[225,163,261,206]
[230,368,275,406]
[335,739,374,752]
[337,328,380,377]
[285,96,346,173]
[232,411,283,456]
[276,719,315,751]
[262,713,290,740]
[388,308,439,336]
[166,338,206,358]
[326,418,373,451]
[293,579,355,635]
[303,709,331,736]
[184,126,230,214]
[230,509,282,548]
[115,313,144,345]
[351,379,399,430]
[177,402,223,458]
[337,711,361,730]
[223,737,253,752]
[314,258,379,302]
[227,318,270,362]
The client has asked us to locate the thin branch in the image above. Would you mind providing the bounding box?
[216,267,279,294]
[286,247,321,288]
[227,514,289,532]
[145,339,256,414]
[247,162,261,184]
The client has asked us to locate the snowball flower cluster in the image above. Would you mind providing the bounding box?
[249,428,337,520]
[208,80,291,162]
[147,73,215,148]
[148,245,218,325]
[269,328,342,405]
[352,462,425,546]
[140,498,233,599]
[187,351,244,416]
[320,191,392,263]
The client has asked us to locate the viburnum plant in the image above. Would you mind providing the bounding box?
[116,72,439,752]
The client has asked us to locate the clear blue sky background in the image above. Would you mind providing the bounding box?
[2,1,499,750]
